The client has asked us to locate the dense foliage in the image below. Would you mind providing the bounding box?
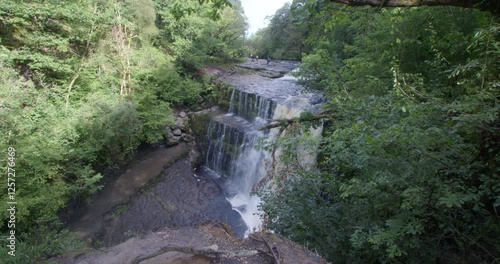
[246,2,310,60]
[262,1,500,263]
[0,0,246,261]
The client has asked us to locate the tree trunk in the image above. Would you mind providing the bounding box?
[330,0,500,14]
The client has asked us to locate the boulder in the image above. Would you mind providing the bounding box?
[172,128,182,136]
[175,118,184,128]
[165,137,179,147]
[181,133,195,143]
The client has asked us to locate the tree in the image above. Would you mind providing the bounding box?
[0,0,237,261]
[246,0,313,60]
[154,0,247,68]
[262,4,500,263]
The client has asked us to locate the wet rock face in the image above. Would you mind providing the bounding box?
[189,106,227,166]
[96,159,246,246]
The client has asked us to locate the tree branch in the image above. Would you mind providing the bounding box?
[259,113,334,131]
[259,120,295,131]
[329,0,500,14]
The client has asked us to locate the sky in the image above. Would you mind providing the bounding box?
[240,0,292,36]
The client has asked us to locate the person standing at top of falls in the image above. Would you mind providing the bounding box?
[266,57,271,65]
[255,55,259,61]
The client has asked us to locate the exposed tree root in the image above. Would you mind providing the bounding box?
[249,235,282,264]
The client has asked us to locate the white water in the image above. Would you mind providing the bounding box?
[202,83,323,237]
[227,194,263,236]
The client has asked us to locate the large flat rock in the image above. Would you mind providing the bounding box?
[95,158,246,246]
[70,143,189,241]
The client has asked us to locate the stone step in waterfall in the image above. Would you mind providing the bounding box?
[204,114,262,180]
[229,89,277,126]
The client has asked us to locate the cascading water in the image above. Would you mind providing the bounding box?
[197,65,324,237]
[197,89,276,236]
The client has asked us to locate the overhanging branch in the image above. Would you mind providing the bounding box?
[259,113,334,131]
[330,0,500,14]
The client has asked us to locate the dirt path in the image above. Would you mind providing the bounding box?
[70,143,189,241]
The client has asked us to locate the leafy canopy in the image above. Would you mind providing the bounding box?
[262,3,500,263]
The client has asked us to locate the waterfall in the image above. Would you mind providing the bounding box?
[205,114,264,188]
[197,89,276,236]
[228,89,276,123]
[197,86,323,237]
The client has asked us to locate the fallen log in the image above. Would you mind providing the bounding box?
[259,120,295,131]
[131,244,259,264]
